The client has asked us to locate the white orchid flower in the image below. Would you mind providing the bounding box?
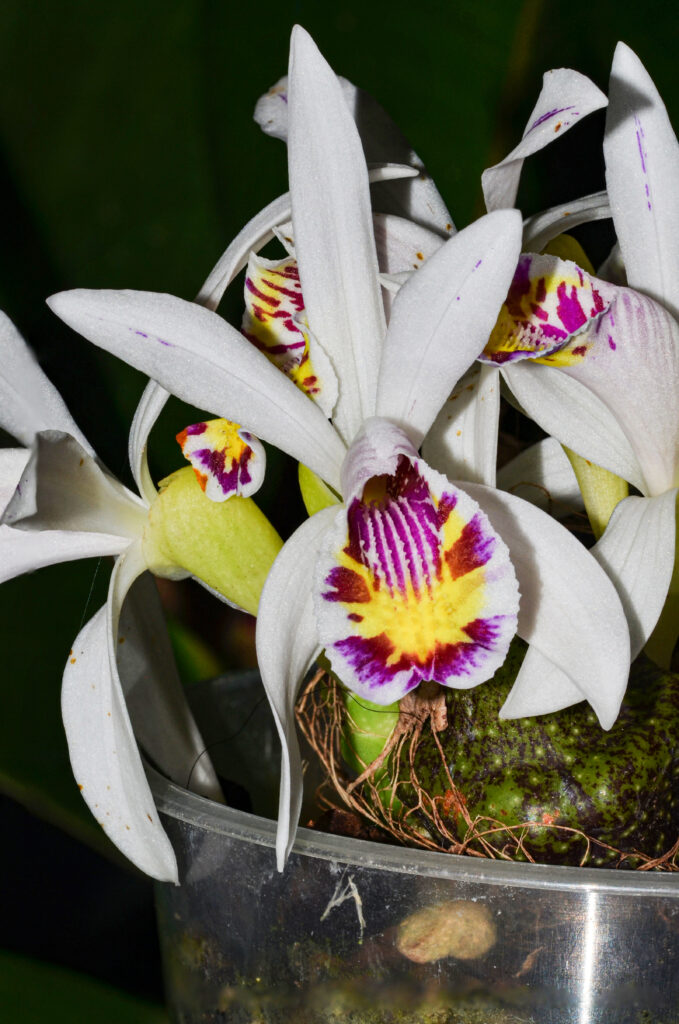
[0,311,286,882]
[48,27,631,870]
[476,43,679,677]
[252,48,609,509]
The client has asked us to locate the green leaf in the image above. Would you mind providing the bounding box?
[0,951,168,1024]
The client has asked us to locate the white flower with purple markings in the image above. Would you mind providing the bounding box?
[48,27,631,870]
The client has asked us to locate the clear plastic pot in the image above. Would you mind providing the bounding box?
[151,673,679,1023]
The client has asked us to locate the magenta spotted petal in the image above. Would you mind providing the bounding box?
[315,436,519,705]
[176,418,265,502]
[480,253,612,367]
[241,253,337,416]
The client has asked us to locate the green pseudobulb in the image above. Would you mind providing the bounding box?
[350,641,679,866]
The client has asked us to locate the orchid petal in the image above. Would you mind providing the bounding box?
[502,360,646,493]
[62,541,178,881]
[605,43,679,319]
[462,483,630,728]
[0,311,92,452]
[496,437,582,516]
[47,289,346,491]
[319,420,519,705]
[288,26,385,443]
[480,253,611,366]
[128,381,167,507]
[597,241,627,286]
[422,364,500,488]
[255,74,453,236]
[376,209,522,447]
[242,253,338,415]
[0,440,128,579]
[522,191,611,253]
[176,418,266,502]
[3,431,147,539]
[483,70,607,211]
[501,646,586,719]
[593,490,677,658]
[373,213,447,321]
[0,448,30,512]
[561,287,679,495]
[373,213,447,274]
[256,508,336,869]
[197,192,293,313]
[119,571,222,801]
[0,523,125,583]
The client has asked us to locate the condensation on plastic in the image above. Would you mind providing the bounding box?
[151,674,679,1024]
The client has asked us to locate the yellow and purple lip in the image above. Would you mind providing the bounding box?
[176,418,265,502]
[242,253,333,413]
[316,442,519,705]
[481,253,611,368]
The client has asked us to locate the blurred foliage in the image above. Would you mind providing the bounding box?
[0,0,676,1004]
[0,951,167,1023]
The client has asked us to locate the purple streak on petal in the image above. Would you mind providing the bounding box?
[437,491,458,527]
[323,566,370,604]
[134,330,148,338]
[445,513,495,580]
[376,504,404,594]
[193,443,253,496]
[185,422,208,436]
[526,105,576,134]
[608,335,617,351]
[464,615,505,647]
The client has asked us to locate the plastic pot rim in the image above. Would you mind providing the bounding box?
[147,764,679,898]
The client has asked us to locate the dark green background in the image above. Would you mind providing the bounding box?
[0,1,675,1016]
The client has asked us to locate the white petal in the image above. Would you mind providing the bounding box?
[373,214,445,275]
[62,543,178,881]
[128,381,166,506]
[48,289,346,491]
[254,73,454,236]
[3,431,147,539]
[522,191,611,252]
[0,448,30,513]
[463,483,630,728]
[496,437,582,515]
[502,361,646,493]
[605,42,679,319]
[597,241,627,286]
[377,209,522,447]
[562,287,679,496]
[0,523,126,584]
[288,26,385,443]
[196,193,293,313]
[483,70,607,211]
[118,571,222,801]
[422,364,500,488]
[373,213,446,321]
[501,646,586,718]
[593,490,677,658]
[255,508,336,869]
[0,311,92,451]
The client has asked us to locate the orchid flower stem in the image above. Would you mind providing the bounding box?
[341,687,401,806]
[645,498,679,669]
[563,446,629,541]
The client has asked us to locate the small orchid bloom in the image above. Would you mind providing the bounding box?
[0,313,285,881]
[48,27,631,870]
